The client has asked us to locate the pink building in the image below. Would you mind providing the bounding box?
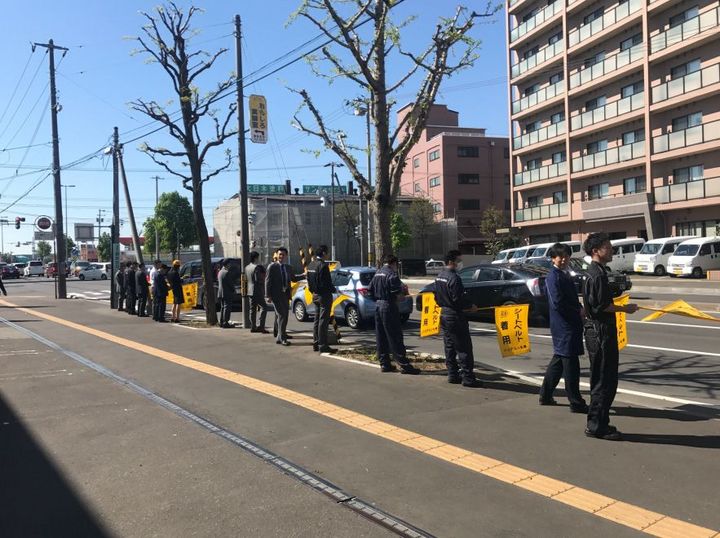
[398,104,510,253]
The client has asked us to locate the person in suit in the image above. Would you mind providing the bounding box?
[245,251,268,333]
[168,260,184,323]
[539,243,588,412]
[265,247,296,346]
[115,263,127,311]
[305,245,336,353]
[153,264,169,322]
[217,259,235,328]
[0,271,7,297]
[135,263,150,318]
[125,262,137,315]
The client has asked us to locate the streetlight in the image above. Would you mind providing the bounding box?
[61,184,76,247]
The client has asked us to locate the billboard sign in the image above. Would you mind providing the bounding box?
[247,184,286,194]
[35,216,53,231]
[249,94,267,144]
[74,223,95,241]
[302,185,347,195]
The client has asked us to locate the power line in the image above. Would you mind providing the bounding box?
[0,50,36,128]
[0,51,47,143]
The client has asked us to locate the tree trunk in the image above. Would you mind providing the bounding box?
[192,183,218,325]
[371,197,392,266]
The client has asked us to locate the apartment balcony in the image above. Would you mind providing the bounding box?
[513,120,566,152]
[511,80,564,117]
[514,161,567,187]
[508,0,535,15]
[568,0,643,51]
[652,63,720,110]
[515,202,569,223]
[653,119,720,155]
[569,43,644,91]
[581,191,653,220]
[511,40,564,82]
[567,0,591,15]
[510,0,562,45]
[650,6,720,56]
[654,176,720,206]
[570,93,644,133]
[572,141,645,174]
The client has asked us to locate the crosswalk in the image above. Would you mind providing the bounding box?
[68,290,111,301]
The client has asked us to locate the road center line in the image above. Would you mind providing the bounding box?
[1,299,716,538]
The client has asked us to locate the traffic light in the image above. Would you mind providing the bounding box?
[354,225,361,239]
[15,216,25,229]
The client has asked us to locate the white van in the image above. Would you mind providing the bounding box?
[607,237,645,273]
[667,236,720,278]
[633,236,697,276]
[492,248,518,265]
[528,241,584,260]
[508,245,538,264]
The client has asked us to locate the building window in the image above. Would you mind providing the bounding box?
[522,8,539,23]
[622,129,644,145]
[583,6,604,25]
[525,158,542,170]
[586,139,608,154]
[304,210,312,225]
[623,176,646,194]
[548,32,562,46]
[412,157,420,168]
[669,6,699,28]
[524,83,540,96]
[673,165,704,184]
[432,203,441,213]
[552,151,566,163]
[428,149,440,161]
[525,120,541,133]
[527,195,540,208]
[549,72,563,85]
[458,199,480,210]
[672,112,702,132]
[414,183,422,192]
[550,111,565,124]
[671,58,701,79]
[588,182,609,200]
[429,176,440,188]
[620,33,642,51]
[621,81,643,98]
[457,146,479,157]
[523,45,539,60]
[458,174,480,185]
[676,219,720,237]
[553,190,567,204]
[583,51,606,69]
[585,95,607,111]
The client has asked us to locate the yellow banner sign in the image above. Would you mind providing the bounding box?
[249,94,267,144]
[495,304,530,357]
[640,299,720,323]
[614,294,629,350]
[420,292,442,338]
[167,282,198,311]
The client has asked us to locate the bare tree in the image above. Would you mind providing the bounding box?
[130,2,237,325]
[408,198,437,259]
[290,0,495,264]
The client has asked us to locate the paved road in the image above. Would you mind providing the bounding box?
[1,277,718,537]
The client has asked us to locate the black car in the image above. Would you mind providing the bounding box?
[0,263,20,279]
[179,257,242,311]
[415,264,550,321]
[524,258,631,297]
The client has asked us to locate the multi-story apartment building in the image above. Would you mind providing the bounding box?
[506,0,720,243]
[399,104,510,252]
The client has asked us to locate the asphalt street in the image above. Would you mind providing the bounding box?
[1,275,718,537]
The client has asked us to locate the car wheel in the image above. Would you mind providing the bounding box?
[294,300,308,322]
[345,304,362,330]
[691,267,703,279]
[78,274,85,281]
[653,265,666,276]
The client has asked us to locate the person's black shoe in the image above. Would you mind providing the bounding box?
[585,428,622,441]
[381,364,397,373]
[318,346,337,353]
[570,403,590,414]
[539,398,558,406]
[448,375,462,384]
[277,340,291,346]
[462,378,483,388]
[284,334,294,340]
[400,365,421,375]
[312,344,320,352]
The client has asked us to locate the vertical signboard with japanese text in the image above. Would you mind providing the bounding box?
[495,304,530,357]
[614,294,629,350]
[249,94,267,144]
[420,292,442,337]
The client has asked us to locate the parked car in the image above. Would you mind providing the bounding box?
[77,265,104,281]
[0,263,20,279]
[525,258,631,297]
[24,260,45,277]
[492,248,518,264]
[608,237,645,273]
[179,257,243,310]
[507,245,537,264]
[425,259,444,275]
[45,261,70,278]
[415,264,550,322]
[526,241,584,261]
[633,236,697,276]
[12,262,27,273]
[667,236,720,278]
[292,266,413,329]
[71,260,92,276]
[96,262,112,279]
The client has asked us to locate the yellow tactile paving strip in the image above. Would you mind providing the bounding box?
[3,299,717,538]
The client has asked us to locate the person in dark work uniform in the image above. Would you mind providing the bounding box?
[539,243,588,412]
[434,250,482,388]
[115,263,127,311]
[306,245,336,353]
[125,262,137,315]
[367,255,419,375]
[583,232,638,441]
[153,264,169,322]
[135,263,149,317]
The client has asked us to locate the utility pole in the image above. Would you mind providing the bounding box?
[34,39,68,298]
[151,175,164,261]
[324,162,344,260]
[96,209,107,242]
[0,217,7,260]
[235,14,251,329]
[111,127,120,309]
[117,148,144,265]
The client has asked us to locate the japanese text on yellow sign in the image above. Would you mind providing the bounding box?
[249,94,267,144]
[167,282,198,311]
[420,292,442,337]
[495,304,530,357]
[614,294,629,351]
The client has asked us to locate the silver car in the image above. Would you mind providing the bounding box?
[291,266,413,329]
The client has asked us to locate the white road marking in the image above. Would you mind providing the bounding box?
[627,319,720,331]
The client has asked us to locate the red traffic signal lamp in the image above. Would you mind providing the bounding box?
[15,216,25,229]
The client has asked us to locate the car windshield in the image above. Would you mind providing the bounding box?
[532,247,548,257]
[359,271,375,286]
[639,243,662,255]
[511,249,528,259]
[673,244,699,256]
[493,252,508,261]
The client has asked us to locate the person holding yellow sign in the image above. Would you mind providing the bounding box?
[582,233,638,441]
[434,250,482,388]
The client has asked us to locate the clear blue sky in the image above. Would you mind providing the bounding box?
[0,1,508,253]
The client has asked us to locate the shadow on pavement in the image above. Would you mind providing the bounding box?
[0,305,55,309]
[622,433,720,449]
[0,392,110,537]
[612,405,720,422]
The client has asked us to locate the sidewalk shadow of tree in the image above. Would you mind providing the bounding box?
[622,433,720,449]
